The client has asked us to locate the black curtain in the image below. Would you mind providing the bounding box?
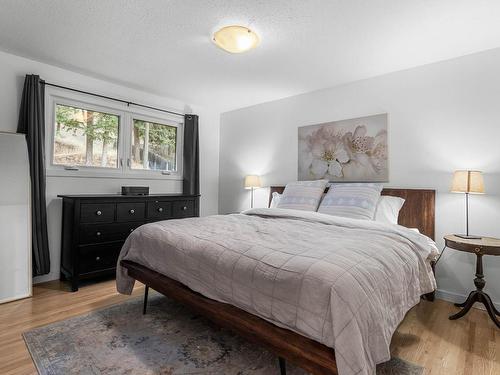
[183,114,200,196]
[17,74,50,276]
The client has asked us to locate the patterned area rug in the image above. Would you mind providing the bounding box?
[24,294,423,375]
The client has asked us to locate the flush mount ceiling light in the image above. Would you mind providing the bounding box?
[213,25,260,53]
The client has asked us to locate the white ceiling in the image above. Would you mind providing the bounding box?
[1,0,500,112]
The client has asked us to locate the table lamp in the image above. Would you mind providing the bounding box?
[451,170,484,239]
[244,175,261,208]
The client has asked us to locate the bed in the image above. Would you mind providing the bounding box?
[117,187,437,375]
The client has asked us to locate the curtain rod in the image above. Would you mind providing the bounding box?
[42,82,185,117]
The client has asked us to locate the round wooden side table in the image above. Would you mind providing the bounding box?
[444,234,500,328]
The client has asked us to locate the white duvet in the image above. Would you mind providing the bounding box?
[117,208,438,375]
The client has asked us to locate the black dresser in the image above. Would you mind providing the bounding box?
[58,193,200,291]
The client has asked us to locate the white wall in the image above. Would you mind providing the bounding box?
[219,48,500,307]
[0,50,220,283]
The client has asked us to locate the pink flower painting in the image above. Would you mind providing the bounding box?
[298,114,388,181]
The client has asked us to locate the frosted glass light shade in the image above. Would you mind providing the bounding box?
[213,25,260,53]
[451,170,484,194]
[244,175,261,189]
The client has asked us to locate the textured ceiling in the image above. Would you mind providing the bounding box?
[1,0,500,111]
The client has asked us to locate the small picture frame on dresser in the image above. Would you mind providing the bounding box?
[121,186,150,195]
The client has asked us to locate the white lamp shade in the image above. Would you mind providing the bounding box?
[451,170,484,194]
[244,175,261,189]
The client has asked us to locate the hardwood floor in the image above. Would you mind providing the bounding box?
[391,298,500,375]
[0,278,144,375]
[0,280,499,375]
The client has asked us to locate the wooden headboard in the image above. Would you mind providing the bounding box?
[268,186,435,240]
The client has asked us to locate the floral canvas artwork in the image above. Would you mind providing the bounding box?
[298,113,388,182]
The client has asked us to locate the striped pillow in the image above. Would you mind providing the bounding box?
[318,183,383,220]
[276,180,329,211]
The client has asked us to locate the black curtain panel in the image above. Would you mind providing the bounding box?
[17,74,50,276]
[183,114,200,196]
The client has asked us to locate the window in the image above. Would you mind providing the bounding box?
[54,104,119,168]
[46,89,183,179]
[131,119,177,172]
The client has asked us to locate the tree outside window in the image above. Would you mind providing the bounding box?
[54,104,119,168]
[131,119,177,171]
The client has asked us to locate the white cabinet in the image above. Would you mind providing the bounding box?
[0,132,31,303]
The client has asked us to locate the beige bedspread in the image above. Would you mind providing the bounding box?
[117,208,438,375]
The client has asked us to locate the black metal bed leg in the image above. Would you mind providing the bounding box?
[143,285,149,315]
[278,357,286,375]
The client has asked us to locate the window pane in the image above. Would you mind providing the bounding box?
[53,104,119,168]
[131,119,177,171]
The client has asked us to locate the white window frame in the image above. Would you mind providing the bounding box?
[45,87,183,180]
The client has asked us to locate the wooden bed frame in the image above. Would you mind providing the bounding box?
[120,187,435,375]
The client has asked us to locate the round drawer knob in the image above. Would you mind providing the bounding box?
[129,209,135,214]
[95,256,101,261]
[475,247,481,253]
[158,207,163,212]
[182,206,188,211]
[96,210,102,216]
[96,231,101,237]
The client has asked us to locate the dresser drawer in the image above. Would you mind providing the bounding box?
[116,202,145,222]
[80,203,115,223]
[79,242,122,274]
[173,200,195,218]
[80,222,143,244]
[147,201,173,220]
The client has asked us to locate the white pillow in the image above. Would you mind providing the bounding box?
[270,192,282,208]
[318,183,383,220]
[374,196,405,224]
[276,180,329,211]
[271,192,326,208]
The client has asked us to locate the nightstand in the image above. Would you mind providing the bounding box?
[444,234,500,328]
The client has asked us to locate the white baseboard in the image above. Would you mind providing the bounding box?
[0,292,32,304]
[436,288,500,312]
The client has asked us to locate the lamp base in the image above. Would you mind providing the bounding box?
[454,234,482,240]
